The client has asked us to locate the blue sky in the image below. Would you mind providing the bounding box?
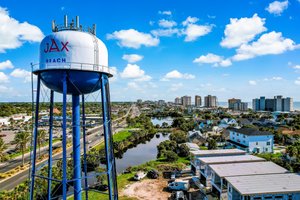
[0,0,300,102]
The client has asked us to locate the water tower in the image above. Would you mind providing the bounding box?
[29,16,118,200]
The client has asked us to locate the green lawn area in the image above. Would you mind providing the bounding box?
[68,172,138,200]
[93,129,132,151]
[68,156,189,200]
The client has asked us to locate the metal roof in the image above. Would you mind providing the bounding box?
[198,155,265,165]
[190,149,246,156]
[210,161,288,177]
[227,173,300,195]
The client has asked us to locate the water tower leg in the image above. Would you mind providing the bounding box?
[100,74,118,200]
[81,94,89,200]
[47,90,54,199]
[62,73,68,200]
[30,74,41,200]
[72,94,82,200]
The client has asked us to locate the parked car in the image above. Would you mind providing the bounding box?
[133,171,147,181]
[170,191,187,200]
[147,169,159,179]
[168,180,190,191]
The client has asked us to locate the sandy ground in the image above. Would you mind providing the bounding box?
[121,178,170,200]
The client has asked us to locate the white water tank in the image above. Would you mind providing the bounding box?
[39,30,108,72]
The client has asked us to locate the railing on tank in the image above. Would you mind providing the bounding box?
[31,62,114,76]
[54,24,95,35]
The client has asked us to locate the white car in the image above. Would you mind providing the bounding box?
[133,171,147,181]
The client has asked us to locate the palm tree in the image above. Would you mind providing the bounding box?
[0,137,7,161]
[13,131,30,166]
[37,130,47,158]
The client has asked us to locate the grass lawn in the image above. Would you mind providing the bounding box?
[93,130,133,151]
[68,172,138,200]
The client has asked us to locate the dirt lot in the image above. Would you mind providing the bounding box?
[121,178,170,200]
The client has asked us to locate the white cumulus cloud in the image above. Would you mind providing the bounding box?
[169,83,183,92]
[120,64,151,81]
[233,31,298,61]
[182,16,199,26]
[151,28,180,37]
[220,14,267,48]
[266,1,289,15]
[295,77,300,85]
[292,65,300,69]
[0,7,44,53]
[249,80,257,85]
[122,54,144,63]
[158,10,172,16]
[10,68,31,82]
[0,60,14,70]
[107,29,159,49]
[183,24,213,42]
[163,70,195,81]
[193,53,232,67]
[264,76,283,81]
[0,72,9,83]
[158,19,177,28]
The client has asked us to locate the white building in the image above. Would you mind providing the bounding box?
[196,155,265,190]
[227,127,274,153]
[227,173,300,200]
[0,117,10,126]
[190,149,246,175]
[209,161,288,199]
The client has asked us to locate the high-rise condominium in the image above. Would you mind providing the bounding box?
[204,95,217,108]
[181,96,191,107]
[175,97,182,105]
[252,96,293,112]
[228,98,248,111]
[195,95,201,107]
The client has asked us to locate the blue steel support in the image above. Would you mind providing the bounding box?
[30,74,41,200]
[47,90,54,199]
[72,94,82,200]
[62,73,68,200]
[105,78,119,199]
[81,95,89,200]
[100,74,118,200]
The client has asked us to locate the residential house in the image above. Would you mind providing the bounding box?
[227,127,274,153]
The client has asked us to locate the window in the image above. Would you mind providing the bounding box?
[243,135,246,138]
[237,133,239,136]
[243,140,245,143]
[256,142,258,145]
[233,137,235,140]
[274,196,283,200]
[232,132,235,135]
[265,148,268,152]
[264,197,272,199]
[267,141,270,145]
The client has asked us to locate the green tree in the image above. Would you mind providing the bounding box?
[0,137,7,161]
[178,144,190,157]
[207,138,217,150]
[37,130,47,158]
[13,131,31,165]
[286,141,300,162]
[165,151,178,162]
[170,130,187,144]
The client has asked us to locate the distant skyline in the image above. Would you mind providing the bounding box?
[0,0,300,102]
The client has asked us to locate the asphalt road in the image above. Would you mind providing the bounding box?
[0,104,136,191]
